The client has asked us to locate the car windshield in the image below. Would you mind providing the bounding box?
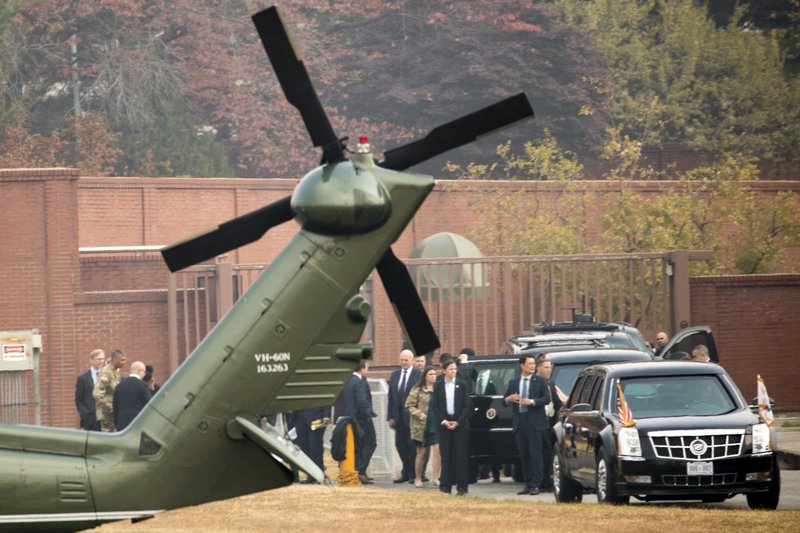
[603,333,636,349]
[618,375,737,418]
[551,363,586,397]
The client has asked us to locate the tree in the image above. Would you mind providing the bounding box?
[460,137,800,274]
[1,1,236,177]
[0,112,121,176]
[1,1,613,177]
[548,0,800,166]
[0,0,19,127]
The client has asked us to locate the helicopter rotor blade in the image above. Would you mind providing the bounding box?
[251,7,344,164]
[376,248,440,356]
[379,92,534,171]
[161,196,294,273]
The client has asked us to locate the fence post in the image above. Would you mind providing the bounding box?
[215,262,234,321]
[668,250,690,334]
[167,273,179,375]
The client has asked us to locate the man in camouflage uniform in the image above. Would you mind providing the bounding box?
[93,349,127,432]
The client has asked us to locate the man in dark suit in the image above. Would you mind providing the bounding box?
[292,405,332,481]
[432,359,471,495]
[75,349,105,430]
[456,347,475,382]
[535,356,564,492]
[504,354,551,495]
[334,361,376,485]
[386,348,420,483]
[112,361,153,431]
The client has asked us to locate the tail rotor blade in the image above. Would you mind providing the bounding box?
[376,248,440,356]
[380,92,534,171]
[252,7,344,163]
[161,196,294,273]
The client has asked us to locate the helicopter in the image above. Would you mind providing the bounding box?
[0,5,533,532]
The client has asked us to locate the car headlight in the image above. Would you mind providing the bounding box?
[752,423,772,455]
[618,427,642,458]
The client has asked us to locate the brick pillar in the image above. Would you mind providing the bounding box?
[0,168,80,426]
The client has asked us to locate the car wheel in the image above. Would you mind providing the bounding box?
[746,461,781,510]
[553,451,582,503]
[595,448,629,505]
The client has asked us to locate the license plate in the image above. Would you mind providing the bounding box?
[687,461,713,476]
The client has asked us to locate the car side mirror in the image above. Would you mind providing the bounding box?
[569,403,594,413]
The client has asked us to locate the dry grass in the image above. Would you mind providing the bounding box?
[93,484,800,533]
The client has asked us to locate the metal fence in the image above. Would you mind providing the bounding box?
[166,251,711,367]
[403,253,673,355]
[0,372,36,424]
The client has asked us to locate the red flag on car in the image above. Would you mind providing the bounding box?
[616,382,636,427]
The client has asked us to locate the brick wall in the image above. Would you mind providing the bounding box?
[690,274,800,410]
[0,168,80,426]
[77,176,800,267]
[2,170,799,426]
[73,291,170,413]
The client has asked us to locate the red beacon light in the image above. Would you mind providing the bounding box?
[356,135,371,154]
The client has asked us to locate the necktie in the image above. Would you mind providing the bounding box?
[476,372,485,395]
[399,370,407,396]
[520,377,529,413]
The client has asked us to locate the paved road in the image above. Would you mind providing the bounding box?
[372,470,799,510]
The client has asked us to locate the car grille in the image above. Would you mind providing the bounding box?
[648,430,744,461]
[662,473,737,486]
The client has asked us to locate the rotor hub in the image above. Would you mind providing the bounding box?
[291,160,392,235]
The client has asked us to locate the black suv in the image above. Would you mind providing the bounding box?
[507,316,650,355]
[509,317,720,364]
[553,360,780,508]
[467,348,652,481]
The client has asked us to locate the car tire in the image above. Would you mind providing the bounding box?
[553,451,582,503]
[746,461,780,510]
[595,448,629,505]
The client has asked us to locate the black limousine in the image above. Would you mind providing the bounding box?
[553,360,779,509]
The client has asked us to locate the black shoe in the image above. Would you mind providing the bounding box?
[358,474,373,485]
[393,476,409,484]
[529,488,540,495]
[365,476,374,482]
[492,478,501,483]
[422,476,430,482]
[439,486,452,494]
[456,489,468,496]
[516,488,530,495]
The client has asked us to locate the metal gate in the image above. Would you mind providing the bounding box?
[166,251,711,366]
